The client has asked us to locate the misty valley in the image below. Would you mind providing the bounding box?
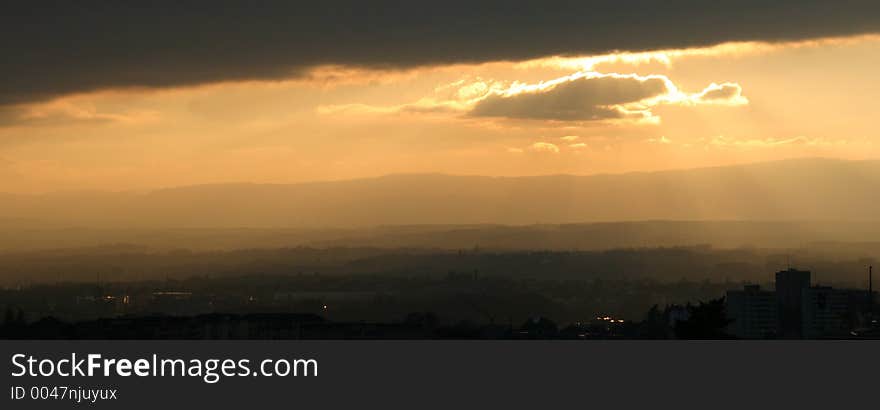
[1,226,877,339]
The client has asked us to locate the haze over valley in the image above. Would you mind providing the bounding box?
[3,158,879,229]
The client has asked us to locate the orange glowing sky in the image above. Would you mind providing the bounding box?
[1,35,879,193]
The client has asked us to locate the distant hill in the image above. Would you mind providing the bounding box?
[1,158,880,229]
[3,221,880,252]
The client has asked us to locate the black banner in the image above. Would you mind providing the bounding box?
[1,341,877,409]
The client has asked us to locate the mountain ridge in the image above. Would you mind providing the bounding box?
[1,157,879,228]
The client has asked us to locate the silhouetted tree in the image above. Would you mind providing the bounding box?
[638,304,670,339]
[3,306,14,325]
[674,297,732,339]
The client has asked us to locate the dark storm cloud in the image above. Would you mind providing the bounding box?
[3,0,880,105]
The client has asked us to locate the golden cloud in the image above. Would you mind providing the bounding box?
[529,142,561,153]
[322,70,749,124]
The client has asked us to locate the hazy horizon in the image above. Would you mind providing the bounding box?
[0,156,869,196]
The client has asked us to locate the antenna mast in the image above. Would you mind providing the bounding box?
[869,266,874,315]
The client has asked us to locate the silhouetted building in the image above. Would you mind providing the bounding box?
[775,268,811,337]
[801,286,853,338]
[726,284,777,339]
[727,268,872,339]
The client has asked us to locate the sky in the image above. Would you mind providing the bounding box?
[2,2,880,194]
